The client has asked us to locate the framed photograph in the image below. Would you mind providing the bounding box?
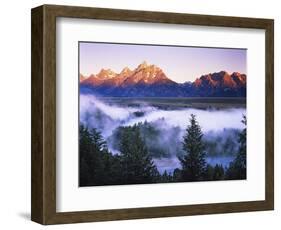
[31,4,274,224]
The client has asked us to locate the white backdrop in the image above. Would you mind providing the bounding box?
[0,0,280,229]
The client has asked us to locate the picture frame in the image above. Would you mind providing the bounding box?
[31,4,274,225]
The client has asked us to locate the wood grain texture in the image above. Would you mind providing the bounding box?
[265,20,274,210]
[31,6,44,224]
[31,4,274,225]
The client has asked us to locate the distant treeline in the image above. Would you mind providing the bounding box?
[109,121,240,159]
[79,115,246,186]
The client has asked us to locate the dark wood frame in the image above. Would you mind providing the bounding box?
[31,4,274,225]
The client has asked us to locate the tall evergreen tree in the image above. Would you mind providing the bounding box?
[226,115,247,180]
[180,114,206,181]
[79,124,117,186]
[99,150,122,185]
[119,125,159,184]
[79,124,94,186]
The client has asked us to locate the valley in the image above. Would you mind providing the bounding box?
[95,97,246,109]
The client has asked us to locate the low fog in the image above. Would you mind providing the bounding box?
[80,95,246,173]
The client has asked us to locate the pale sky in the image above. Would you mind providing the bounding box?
[79,42,246,83]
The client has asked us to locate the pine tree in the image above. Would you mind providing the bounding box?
[100,150,122,185]
[160,170,173,183]
[180,114,206,181]
[226,115,247,180]
[205,164,215,180]
[79,124,113,186]
[213,164,225,180]
[119,125,159,184]
[172,168,182,182]
[79,124,93,186]
[237,115,247,172]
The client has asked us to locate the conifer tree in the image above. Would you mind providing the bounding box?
[79,124,93,186]
[119,125,158,184]
[226,115,247,179]
[180,114,206,181]
[213,164,225,180]
[79,124,113,186]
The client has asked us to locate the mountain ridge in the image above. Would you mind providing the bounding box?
[80,62,246,97]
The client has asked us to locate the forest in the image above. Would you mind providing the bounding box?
[79,114,246,186]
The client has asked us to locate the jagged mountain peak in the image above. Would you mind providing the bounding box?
[96,68,116,79]
[137,61,149,69]
[193,71,245,89]
[80,63,246,97]
[136,61,161,72]
[80,74,86,82]
[120,66,132,73]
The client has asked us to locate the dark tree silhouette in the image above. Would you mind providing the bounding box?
[226,115,247,180]
[172,168,182,182]
[79,124,122,186]
[213,164,225,180]
[79,125,105,186]
[119,125,159,184]
[79,113,245,186]
[180,114,207,181]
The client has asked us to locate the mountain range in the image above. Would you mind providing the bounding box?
[80,61,246,97]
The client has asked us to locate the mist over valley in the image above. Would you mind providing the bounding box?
[80,95,246,174]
